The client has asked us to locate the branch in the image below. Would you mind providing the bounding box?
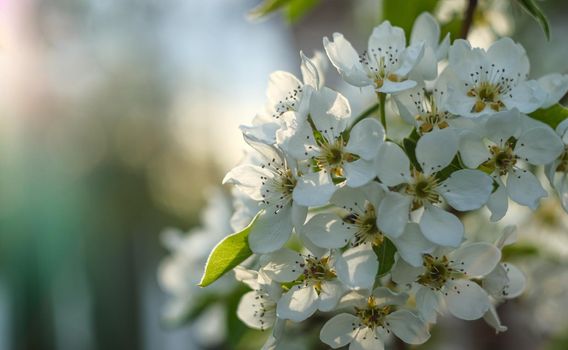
[460,0,478,39]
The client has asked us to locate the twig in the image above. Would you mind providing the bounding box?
[460,0,478,39]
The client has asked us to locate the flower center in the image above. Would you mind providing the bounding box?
[406,171,440,208]
[467,81,505,113]
[314,137,359,178]
[302,256,337,293]
[416,254,453,290]
[355,296,394,329]
[345,203,384,246]
[487,143,517,175]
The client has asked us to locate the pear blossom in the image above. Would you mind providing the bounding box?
[392,241,501,321]
[323,21,424,93]
[459,109,564,220]
[393,70,453,133]
[261,248,346,322]
[301,183,433,290]
[223,136,307,253]
[536,73,568,109]
[409,12,450,81]
[481,226,526,333]
[241,51,327,144]
[320,288,430,349]
[278,88,384,206]
[376,128,493,246]
[445,38,545,117]
[545,118,568,212]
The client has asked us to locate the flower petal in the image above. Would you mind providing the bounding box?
[350,328,385,350]
[336,244,378,291]
[458,130,491,168]
[392,223,434,267]
[344,159,377,188]
[440,169,493,211]
[416,128,458,176]
[444,280,490,321]
[515,127,564,165]
[450,242,501,277]
[345,118,385,160]
[276,285,319,322]
[320,313,358,348]
[502,262,526,299]
[324,33,372,87]
[386,310,430,345]
[376,142,411,186]
[419,205,463,247]
[302,213,352,249]
[487,177,508,221]
[318,279,346,311]
[261,248,303,282]
[506,168,547,209]
[377,192,412,238]
[237,291,275,330]
[415,287,441,323]
[293,171,337,207]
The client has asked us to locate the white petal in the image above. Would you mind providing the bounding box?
[502,263,526,299]
[324,33,373,87]
[291,203,308,229]
[444,280,490,321]
[237,291,275,330]
[318,279,346,311]
[450,242,501,277]
[496,225,517,248]
[410,12,440,49]
[336,244,378,291]
[320,314,358,348]
[486,38,529,78]
[484,109,522,143]
[395,42,425,78]
[293,171,337,207]
[378,79,417,94]
[415,287,441,323]
[392,223,434,267]
[376,142,411,186]
[223,164,272,201]
[506,168,547,209]
[458,130,491,168]
[515,127,564,165]
[249,207,293,254]
[302,213,352,249]
[482,264,508,299]
[372,287,409,306]
[537,73,568,108]
[310,87,351,126]
[266,71,303,109]
[377,192,412,238]
[344,159,377,188]
[300,51,321,89]
[416,128,458,175]
[386,310,430,345]
[391,255,424,285]
[350,328,385,350]
[440,169,493,211]
[261,248,303,282]
[276,285,319,322]
[487,177,508,221]
[503,80,545,114]
[419,205,463,247]
[345,118,385,160]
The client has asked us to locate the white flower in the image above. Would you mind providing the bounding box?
[409,12,450,81]
[323,21,424,93]
[393,69,453,132]
[445,38,546,117]
[235,267,282,331]
[545,118,568,212]
[301,183,433,290]
[481,226,526,333]
[392,241,501,321]
[376,128,493,246]
[536,73,568,109]
[241,51,327,144]
[261,248,346,322]
[319,288,430,349]
[278,88,384,206]
[459,109,564,220]
[223,136,307,253]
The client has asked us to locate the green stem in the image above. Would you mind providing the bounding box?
[378,92,387,133]
[349,103,379,129]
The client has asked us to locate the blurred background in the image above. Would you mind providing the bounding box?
[0,0,566,349]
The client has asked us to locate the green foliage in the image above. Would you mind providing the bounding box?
[402,128,421,171]
[529,103,568,129]
[374,237,397,277]
[502,242,539,260]
[382,0,438,40]
[249,0,320,23]
[198,215,258,287]
[515,0,551,40]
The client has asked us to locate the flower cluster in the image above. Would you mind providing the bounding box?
[215,12,567,350]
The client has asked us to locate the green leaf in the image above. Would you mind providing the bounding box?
[402,131,421,171]
[529,103,568,129]
[516,0,551,40]
[248,0,292,21]
[198,214,259,287]
[383,0,438,40]
[284,0,320,23]
[502,243,540,260]
[374,238,397,277]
